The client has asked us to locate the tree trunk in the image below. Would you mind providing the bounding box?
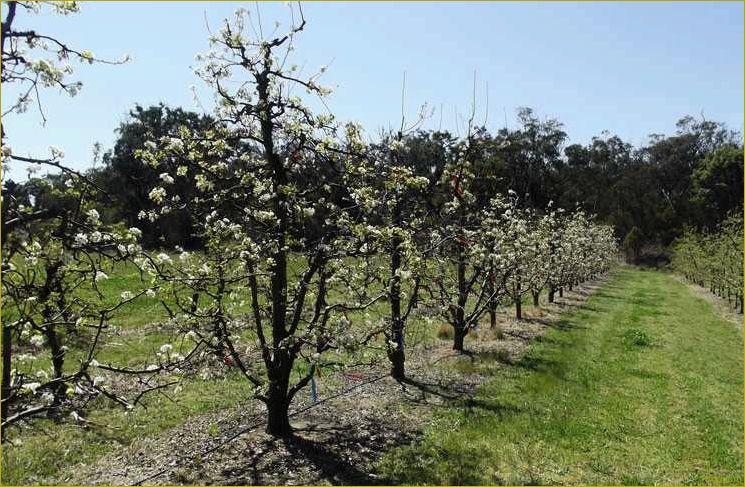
[548,285,555,303]
[487,271,497,329]
[43,322,66,410]
[453,325,466,352]
[38,264,66,410]
[532,291,539,307]
[559,287,563,298]
[2,323,12,422]
[257,70,295,438]
[214,275,226,356]
[265,362,292,436]
[489,300,497,329]
[265,393,291,436]
[389,238,405,381]
[515,297,522,320]
[190,292,200,313]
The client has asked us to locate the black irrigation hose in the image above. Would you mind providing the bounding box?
[131,372,390,486]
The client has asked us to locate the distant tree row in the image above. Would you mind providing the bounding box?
[671,213,743,313]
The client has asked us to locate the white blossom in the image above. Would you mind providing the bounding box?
[22,382,42,394]
[159,173,175,185]
[86,208,100,224]
[49,145,65,159]
[149,187,167,203]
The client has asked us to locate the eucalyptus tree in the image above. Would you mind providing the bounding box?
[91,104,217,249]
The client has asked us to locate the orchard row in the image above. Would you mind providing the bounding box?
[671,214,743,313]
[1,5,617,436]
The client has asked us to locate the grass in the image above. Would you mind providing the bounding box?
[378,266,744,485]
[0,256,440,485]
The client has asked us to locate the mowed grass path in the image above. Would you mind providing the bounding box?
[380,267,744,485]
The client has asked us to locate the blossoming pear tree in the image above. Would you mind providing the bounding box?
[527,206,560,307]
[2,182,148,426]
[346,129,434,380]
[555,210,616,294]
[498,196,543,320]
[1,1,134,427]
[135,7,389,436]
[431,131,511,351]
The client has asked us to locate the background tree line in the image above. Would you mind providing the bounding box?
[6,104,737,262]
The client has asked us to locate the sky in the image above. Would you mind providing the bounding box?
[2,1,743,181]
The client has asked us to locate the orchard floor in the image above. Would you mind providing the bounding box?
[380,267,744,485]
[7,267,744,485]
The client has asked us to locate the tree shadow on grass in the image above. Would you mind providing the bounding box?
[503,317,589,337]
[400,376,521,417]
[474,349,560,373]
[593,291,625,301]
[399,375,475,403]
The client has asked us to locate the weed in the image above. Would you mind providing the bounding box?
[623,328,652,347]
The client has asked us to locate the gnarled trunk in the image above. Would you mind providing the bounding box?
[265,381,292,436]
[265,348,294,436]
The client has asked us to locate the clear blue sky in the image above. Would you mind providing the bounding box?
[2,1,743,180]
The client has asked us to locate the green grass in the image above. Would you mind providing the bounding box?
[379,267,744,485]
[1,371,253,485]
